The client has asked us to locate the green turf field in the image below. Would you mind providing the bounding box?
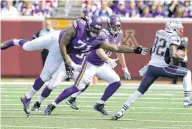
[1,82,192,129]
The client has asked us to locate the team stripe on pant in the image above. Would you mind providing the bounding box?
[74,61,88,86]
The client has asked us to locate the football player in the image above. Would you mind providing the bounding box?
[44,15,147,116]
[1,15,147,115]
[112,19,192,120]
[65,15,131,113]
[31,54,84,111]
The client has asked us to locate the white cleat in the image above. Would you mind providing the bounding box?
[111,111,124,120]
[184,98,192,108]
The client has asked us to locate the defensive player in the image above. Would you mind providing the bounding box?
[65,15,131,113]
[112,19,192,120]
[31,54,84,111]
[44,15,148,116]
[1,15,147,115]
[32,18,131,111]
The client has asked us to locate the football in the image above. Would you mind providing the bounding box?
[176,50,185,57]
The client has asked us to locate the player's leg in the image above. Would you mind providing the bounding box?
[44,61,98,116]
[161,65,192,107]
[1,31,59,50]
[94,64,121,115]
[172,60,179,84]
[112,66,158,120]
[20,48,63,114]
[66,71,89,110]
[31,63,66,111]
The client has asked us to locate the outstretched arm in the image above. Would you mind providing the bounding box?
[100,42,148,55]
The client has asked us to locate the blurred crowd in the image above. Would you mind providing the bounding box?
[1,0,58,17]
[82,0,192,19]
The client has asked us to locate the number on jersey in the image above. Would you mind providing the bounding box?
[152,37,167,56]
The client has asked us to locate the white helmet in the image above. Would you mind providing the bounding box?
[165,19,184,37]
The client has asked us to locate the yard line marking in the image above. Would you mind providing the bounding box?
[1,125,97,129]
[1,116,192,123]
[2,109,192,115]
[1,95,184,100]
[1,88,184,94]
[1,104,191,110]
[1,91,175,96]
[1,99,183,104]
[1,82,183,89]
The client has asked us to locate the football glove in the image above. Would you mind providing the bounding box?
[134,46,148,55]
[107,58,119,69]
[65,63,74,78]
[122,67,131,80]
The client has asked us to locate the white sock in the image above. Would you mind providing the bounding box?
[25,87,37,99]
[38,96,46,104]
[97,100,105,104]
[121,90,142,113]
[71,91,82,98]
[13,39,20,46]
[183,70,192,100]
[52,102,57,106]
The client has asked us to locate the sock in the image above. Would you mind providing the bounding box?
[183,70,192,100]
[101,81,121,102]
[71,91,82,98]
[4,40,14,47]
[97,100,104,104]
[54,86,79,105]
[25,77,44,99]
[121,90,142,113]
[25,87,37,99]
[12,39,28,46]
[38,86,52,104]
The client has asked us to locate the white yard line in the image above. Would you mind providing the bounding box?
[1,99,183,104]
[1,95,184,100]
[1,104,191,110]
[1,116,192,123]
[0,82,183,89]
[1,125,97,129]
[1,91,175,96]
[2,109,192,115]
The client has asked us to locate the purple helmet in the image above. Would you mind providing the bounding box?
[107,15,122,35]
[87,15,103,37]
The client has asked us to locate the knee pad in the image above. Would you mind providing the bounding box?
[108,74,120,84]
[40,72,51,82]
[22,42,31,51]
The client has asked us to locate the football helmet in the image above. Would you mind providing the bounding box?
[107,15,122,35]
[165,19,184,37]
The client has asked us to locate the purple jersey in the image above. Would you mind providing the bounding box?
[59,18,105,55]
[87,29,123,66]
[69,54,85,65]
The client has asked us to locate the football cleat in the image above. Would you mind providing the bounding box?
[44,104,56,116]
[66,97,79,110]
[20,96,31,114]
[93,103,109,115]
[184,98,192,108]
[1,40,14,50]
[111,111,124,120]
[31,101,41,111]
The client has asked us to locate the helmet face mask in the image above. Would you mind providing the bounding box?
[89,25,102,37]
[107,15,122,36]
[87,16,102,38]
[165,20,184,37]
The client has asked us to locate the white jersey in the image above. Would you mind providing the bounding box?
[149,30,181,67]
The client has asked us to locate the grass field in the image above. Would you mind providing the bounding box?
[1,81,192,129]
